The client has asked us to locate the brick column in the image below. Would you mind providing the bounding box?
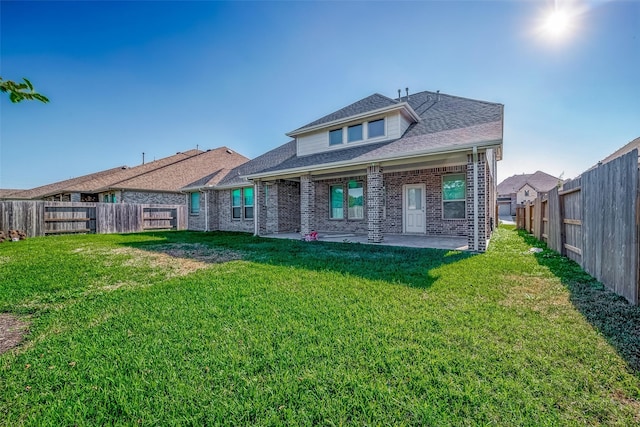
[300,174,315,235]
[367,165,384,243]
[254,180,266,235]
[467,153,487,251]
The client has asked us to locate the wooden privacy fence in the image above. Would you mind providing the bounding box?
[516,149,639,304]
[0,201,187,237]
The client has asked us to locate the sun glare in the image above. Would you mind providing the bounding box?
[544,9,572,39]
[536,1,585,43]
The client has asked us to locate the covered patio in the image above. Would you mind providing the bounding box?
[261,232,468,250]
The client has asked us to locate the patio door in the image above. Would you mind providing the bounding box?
[404,184,426,234]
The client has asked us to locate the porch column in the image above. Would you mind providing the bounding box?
[300,174,315,235]
[367,164,384,243]
[254,180,266,236]
[466,152,487,251]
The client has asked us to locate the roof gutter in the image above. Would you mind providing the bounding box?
[244,139,503,181]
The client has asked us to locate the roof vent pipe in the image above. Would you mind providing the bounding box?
[405,87,409,101]
[436,90,440,102]
[397,89,401,100]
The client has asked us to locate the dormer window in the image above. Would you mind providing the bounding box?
[347,124,363,142]
[368,119,384,138]
[329,129,343,146]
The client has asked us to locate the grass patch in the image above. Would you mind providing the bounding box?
[1,228,639,425]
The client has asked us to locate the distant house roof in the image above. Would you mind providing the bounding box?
[244,90,503,179]
[497,171,561,195]
[597,136,640,166]
[0,189,24,200]
[8,148,249,199]
[108,147,249,192]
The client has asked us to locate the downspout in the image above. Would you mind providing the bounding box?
[253,181,259,237]
[473,146,479,251]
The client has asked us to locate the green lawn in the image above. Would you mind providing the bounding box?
[1,227,639,425]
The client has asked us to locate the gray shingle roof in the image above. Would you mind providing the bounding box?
[243,90,503,178]
[291,93,399,133]
[217,140,297,187]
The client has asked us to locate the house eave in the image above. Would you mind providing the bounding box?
[285,102,421,137]
[245,139,503,181]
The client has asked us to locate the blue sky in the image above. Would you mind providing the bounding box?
[1,0,638,189]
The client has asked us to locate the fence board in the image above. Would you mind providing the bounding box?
[0,201,186,237]
[582,150,638,304]
[547,187,562,253]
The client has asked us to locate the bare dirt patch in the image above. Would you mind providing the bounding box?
[0,313,29,354]
[500,274,571,314]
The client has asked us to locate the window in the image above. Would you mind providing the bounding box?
[347,124,363,142]
[347,181,363,219]
[244,187,254,219]
[330,185,344,219]
[190,192,200,214]
[232,189,242,219]
[368,119,385,138]
[524,190,530,197]
[443,174,466,219]
[103,194,109,203]
[329,129,343,145]
[232,188,253,220]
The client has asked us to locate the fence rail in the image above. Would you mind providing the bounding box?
[0,201,187,237]
[516,149,639,304]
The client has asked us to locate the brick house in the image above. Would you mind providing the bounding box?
[497,171,561,216]
[198,89,503,251]
[5,148,249,208]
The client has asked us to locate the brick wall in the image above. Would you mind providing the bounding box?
[300,175,315,235]
[263,180,301,234]
[314,175,368,234]
[188,192,206,231]
[466,153,488,251]
[383,166,468,236]
[217,188,254,233]
[121,191,186,205]
[207,190,219,231]
[277,180,300,233]
[367,165,384,243]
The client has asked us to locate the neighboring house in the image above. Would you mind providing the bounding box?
[497,171,561,216]
[0,189,25,200]
[4,148,249,214]
[197,89,504,252]
[592,136,640,168]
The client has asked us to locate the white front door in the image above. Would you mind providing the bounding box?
[404,184,426,233]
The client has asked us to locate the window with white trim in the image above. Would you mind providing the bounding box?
[329,129,343,145]
[442,174,466,219]
[347,124,363,142]
[368,118,385,138]
[232,188,253,220]
[190,192,200,215]
[347,181,363,219]
[329,185,344,219]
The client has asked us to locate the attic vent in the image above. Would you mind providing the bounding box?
[121,166,128,169]
[226,149,234,154]
[206,149,211,152]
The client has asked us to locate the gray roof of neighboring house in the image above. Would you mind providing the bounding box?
[497,171,561,195]
[598,136,640,166]
[243,90,503,178]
